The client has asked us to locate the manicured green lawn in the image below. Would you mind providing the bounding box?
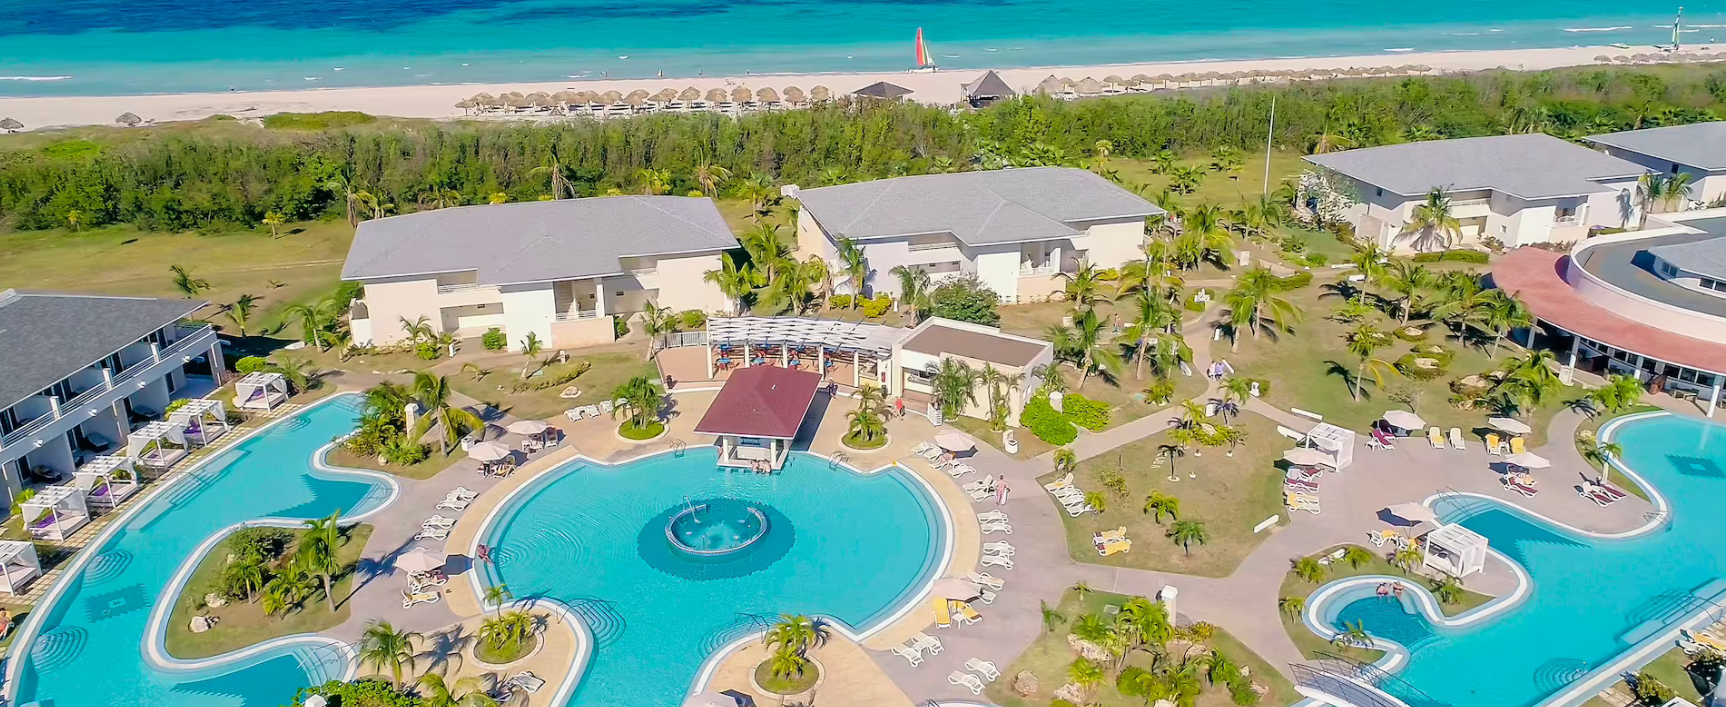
[1277,543,1495,664]
[325,446,467,481]
[1048,414,1291,577]
[986,588,1300,707]
[1111,150,1309,210]
[1580,646,1709,707]
[947,415,1057,461]
[165,525,374,659]
[452,350,658,421]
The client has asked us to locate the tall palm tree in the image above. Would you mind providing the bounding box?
[929,358,979,419]
[412,372,483,455]
[283,297,342,350]
[846,385,890,443]
[262,211,285,237]
[1479,290,1533,358]
[169,264,211,298]
[1157,442,1186,482]
[735,172,779,221]
[224,294,258,337]
[1588,373,1644,413]
[1049,310,1121,388]
[1059,259,1106,314]
[399,315,435,345]
[889,265,932,319]
[1167,520,1209,556]
[1117,288,1183,380]
[1222,268,1301,350]
[1116,240,1185,307]
[222,554,267,603]
[1347,241,1389,283]
[978,364,1021,431]
[763,614,825,656]
[741,223,792,282]
[637,305,678,360]
[1381,260,1434,325]
[1494,350,1563,414]
[419,187,462,209]
[693,163,732,198]
[1345,323,1399,402]
[1172,203,1234,270]
[359,620,422,688]
[1396,188,1463,252]
[704,252,762,316]
[530,158,575,200]
[418,673,499,707]
[482,583,513,616]
[296,510,344,612]
[324,172,362,227]
[612,375,664,430]
[835,237,869,305]
[518,331,545,379]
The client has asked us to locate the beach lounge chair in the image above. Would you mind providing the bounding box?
[948,463,977,478]
[1066,503,1096,517]
[402,589,440,608]
[979,554,1014,570]
[1428,427,1445,448]
[979,588,998,604]
[506,672,545,694]
[436,497,471,511]
[913,632,943,654]
[933,598,952,629]
[1368,529,1400,547]
[911,442,937,457]
[1485,433,1502,455]
[1284,491,1321,514]
[1684,629,1726,653]
[1503,476,1538,497]
[891,644,924,666]
[955,601,983,626]
[1044,473,1074,492]
[447,487,478,500]
[1449,428,1466,450]
[1053,486,1085,501]
[976,510,1009,523]
[967,572,1005,590]
[979,522,1012,535]
[422,515,457,529]
[564,408,585,421]
[1093,527,1127,545]
[1597,481,1629,501]
[948,671,985,695]
[598,400,614,415]
[1578,484,1613,506]
[1098,538,1132,556]
[965,487,992,502]
[1285,478,1320,493]
[965,658,1001,681]
[415,526,451,541]
[918,445,945,461]
[1510,436,1527,455]
[962,476,995,493]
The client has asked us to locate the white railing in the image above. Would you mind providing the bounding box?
[435,283,491,294]
[630,267,659,276]
[555,310,602,322]
[1554,216,1581,226]
[1,326,216,449]
[907,241,959,252]
[1451,197,1491,207]
[1020,265,1056,276]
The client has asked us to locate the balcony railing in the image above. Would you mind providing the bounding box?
[629,267,659,277]
[1,325,216,449]
[1020,264,1057,276]
[435,283,492,294]
[1450,197,1491,207]
[555,310,603,322]
[1554,215,1581,226]
[907,241,959,252]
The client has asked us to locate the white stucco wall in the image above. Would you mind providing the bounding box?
[1598,146,1724,205]
[1070,217,1146,268]
[353,276,441,346]
[973,247,1022,303]
[796,212,840,262]
[499,283,556,351]
[651,253,730,313]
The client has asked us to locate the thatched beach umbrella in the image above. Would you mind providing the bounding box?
[756,87,781,104]
[1035,75,1064,95]
[783,86,806,104]
[1411,65,1432,72]
[454,99,475,114]
[810,85,832,101]
[1631,53,1654,62]
[1075,77,1103,95]
[679,87,702,101]
[115,112,143,126]
[502,91,525,101]
[1131,73,1153,84]
[570,91,596,105]
[1594,55,1613,63]
[597,90,621,104]
[1103,74,1126,86]
[0,118,21,133]
[653,88,679,102]
[706,87,729,103]
[624,94,647,109]
[626,89,650,101]
[731,86,753,103]
[507,96,534,111]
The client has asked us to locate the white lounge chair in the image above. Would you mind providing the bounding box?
[979,588,998,605]
[912,632,943,654]
[402,589,440,608]
[983,541,1015,556]
[435,497,471,511]
[506,672,545,694]
[965,658,1001,681]
[891,645,923,666]
[912,441,938,457]
[965,487,991,502]
[598,400,615,415]
[979,554,1014,570]
[1053,487,1085,501]
[967,571,1004,590]
[962,475,995,493]
[1449,427,1466,450]
[1044,472,1074,492]
[415,526,451,541]
[948,671,984,695]
[979,522,1012,535]
[976,510,1009,523]
[1066,503,1096,517]
[447,487,478,500]
[422,515,457,529]
[948,463,977,477]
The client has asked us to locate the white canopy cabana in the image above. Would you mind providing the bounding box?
[1303,423,1356,470]
[235,372,289,411]
[0,541,41,595]
[74,455,139,507]
[170,398,231,446]
[1423,523,1488,578]
[1488,417,1533,435]
[22,485,90,541]
[705,316,908,386]
[128,418,189,468]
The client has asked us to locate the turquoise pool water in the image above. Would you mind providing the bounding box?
[1314,412,1726,707]
[9,395,392,707]
[477,448,947,707]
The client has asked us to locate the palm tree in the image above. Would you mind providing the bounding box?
[1293,556,1326,583]
[634,168,672,195]
[1143,491,1180,524]
[1278,596,1306,619]
[693,164,732,198]
[482,583,512,616]
[1223,268,1301,350]
[268,352,315,393]
[835,237,869,305]
[1391,545,1424,573]
[929,358,979,420]
[1116,289,1181,381]
[763,614,826,658]
[488,192,508,204]
[412,372,483,455]
[359,620,422,688]
[1431,576,1465,605]
[735,172,779,221]
[517,331,545,379]
[1173,204,1234,270]
[325,172,362,227]
[759,256,824,314]
[638,305,678,360]
[1220,376,1252,422]
[418,673,498,707]
[170,265,211,298]
[1479,290,1533,358]
[296,510,345,611]
[222,554,267,603]
[704,252,762,316]
[282,297,342,349]
[1381,260,1434,325]
[1058,259,1107,314]
[1040,600,1067,633]
[977,364,1019,432]
[1582,441,1624,475]
[1333,620,1373,649]
[480,610,535,652]
[889,265,932,319]
[1116,241,1185,307]
[1396,188,1463,252]
[1157,442,1186,483]
[1589,374,1644,413]
[1347,241,1389,283]
[846,385,889,444]
[399,315,435,345]
[1167,519,1208,556]
[1049,310,1121,388]
[1343,545,1375,568]
[1345,322,1399,401]
[1068,658,1106,691]
[262,211,285,237]
[1070,580,1093,600]
[1053,447,1077,475]
[612,375,664,430]
[1494,350,1563,414]
[419,187,462,209]
[222,294,259,337]
[531,157,575,199]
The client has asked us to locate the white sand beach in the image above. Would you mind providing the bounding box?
[0,45,1707,131]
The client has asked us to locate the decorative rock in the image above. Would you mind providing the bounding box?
[204,592,227,608]
[1154,700,1177,707]
[1053,683,1088,704]
[559,386,583,399]
[1414,357,1440,369]
[190,615,213,633]
[1066,634,1112,662]
[1011,670,1040,697]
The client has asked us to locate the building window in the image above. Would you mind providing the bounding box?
[1659,261,1680,278]
[1375,188,1383,197]
[1672,163,1682,174]
[1557,206,1576,219]
[1704,278,1726,293]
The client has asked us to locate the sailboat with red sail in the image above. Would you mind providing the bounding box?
[910,27,937,73]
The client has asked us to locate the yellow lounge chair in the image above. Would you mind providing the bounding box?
[1093,526,1127,545]
[933,598,952,629]
[1485,433,1502,455]
[1427,426,1445,448]
[1510,436,1526,455]
[956,601,983,625]
[1098,538,1132,556]
[1697,632,1726,653]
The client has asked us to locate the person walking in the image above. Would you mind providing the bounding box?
[996,478,1010,505]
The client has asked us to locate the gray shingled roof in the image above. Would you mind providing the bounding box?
[1304,134,1649,200]
[1588,121,1726,172]
[1648,237,1726,281]
[796,167,1162,245]
[962,71,1015,99]
[0,289,205,412]
[341,196,738,284]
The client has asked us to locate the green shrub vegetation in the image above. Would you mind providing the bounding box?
[1022,395,1078,445]
[234,356,269,374]
[929,275,1000,326]
[1269,271,1313,292]
[1063,393,1112,431]
[481,327,507,350]
[260,111,379,130]
[1411,249,1490,264]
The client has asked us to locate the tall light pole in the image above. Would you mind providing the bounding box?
[1263,94,1277,196]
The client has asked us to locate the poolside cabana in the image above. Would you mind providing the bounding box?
[74,455,140,508]
[705,317,904,389]
[1302,424,1356,470]
[22,485,90,541]
[169,398,231,446]
[128,418,189,468]
[1422,523,1488,578]
[234,372,289,411]
[694,366,822,471]
[0,541,41,595]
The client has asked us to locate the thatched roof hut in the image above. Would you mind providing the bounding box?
[653,88,679,102]
[115,112,143,126]
[756,87,781,103]
[1074,77,1103,94]
[680,87,702,101]
[810,85,832,101]
[783,86,806,103]
[706,88,729,103]
[731,86,753,103]
[1036,75,1065,95]
[1102,74,1126,86]
[600,90,623,104]
[0,118,20,132]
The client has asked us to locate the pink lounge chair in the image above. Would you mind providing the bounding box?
[1371,428,1396,449]
[1579,485,1614,507]
[1504,477,1538,497]
[1596,481,1629,501]
[1285,478,1320,493]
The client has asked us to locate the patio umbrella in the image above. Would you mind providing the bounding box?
[1504,452,1551,469]
[507,420,550,435]
[1489,417,1532,435]
[468,441,511,462]
[396,548,445,574]
[706,88,729,103]
[1383,410,1426,429]
[679,87,702,101]
[0,118,23,132]
[683,692,738,707]
[783,86,806,104]
[934,432,975,452]
[1384,502,1439,526]
[731,86,753,103]
[932,577,982,600]
[1283,448,1334,467]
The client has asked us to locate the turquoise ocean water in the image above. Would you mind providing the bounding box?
[0,0,1720,97]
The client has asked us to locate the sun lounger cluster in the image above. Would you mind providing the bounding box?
[1578,479,1629,507]
[912,441,977,480]
[497,671,545,698]
[1502,473,1539,497]
[947,660,999,694]
[1367,529,1412,549]
[1043,473,1097,517]
[974,523,1014,568]
[419,487,478,540]
[890,631,944,666]
[565,399,629,422]
[1680,629,1726,656]
[1281,466,1322,515]
[1093,526,1132,556]
[1485,434,1528,456]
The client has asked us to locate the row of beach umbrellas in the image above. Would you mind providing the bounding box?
[1593,50,1726,64]
[1033,65,1438,96]
[457,85,835,113]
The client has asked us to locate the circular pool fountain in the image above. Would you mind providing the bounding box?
[666,498,770,558]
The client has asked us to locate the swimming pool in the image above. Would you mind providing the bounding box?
[474,448,949,707]
[7,395,395,707]
[1306,411,1726,707]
